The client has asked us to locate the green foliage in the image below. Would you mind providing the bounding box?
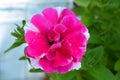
[71,0,120,80]
[29,68,43,73]
[19,56,28,60]
[4,20,26,53]
[87,65,116,80]
[115,59,120,71]
[49,70,77,80]
[116,72,120,80]
[82,46,104,70]
[74,0,91,7]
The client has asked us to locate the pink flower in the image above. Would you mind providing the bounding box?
[25,7,90,74]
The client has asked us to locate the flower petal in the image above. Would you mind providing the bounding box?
[54,24,66,33]
[39,57,56,73]
[70,62,81,70]
[53,40,72,67]
[46,42,61,60]
[42,8,58,25]
[61,15,87,37]
[57,62,73,74]
[25,30,37,44]
[30,14,52,33]
[25,30,49,58]
[72,47,86,61]
[58,8,75,22]
[47,28,60,42]
[65,31,87,48]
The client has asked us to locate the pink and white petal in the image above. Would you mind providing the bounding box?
[24,23,39,33]
[53,41,72,67]
[25,30,37,44]
[70,62,81,70]
[54,24,66,33]
[42,8,58,25]
[25,33,49,58]
[61,15,87,37]
[46,42,61,60]
[58,8,76,22]
[30,57,45,69]
[53,51,72,67]
[65,31,87,48]
[58,40,72,58]
[55,7,65,17]
[30,14,52,33]
[25,30,45,44]
[57,62,73,74]
[39,57,56,73]
[84,30,90,40]
[26,43,48,58]
[72,47,86,61]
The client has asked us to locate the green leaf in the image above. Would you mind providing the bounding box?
[76,71,83,80]
[22,20,26,27]
[116,72,120,80]
[75,0,91,7]
[4,20,26,53]
[114,59,120,71]
[109,33,120,51]
[29,68,43,73]
[87,65,116,80]
[82,46,104,70]
[11,31,21,38]
[88,28,102,44]
[15,24,24,34]
[81,12,94,27]
[19,56,28,60]
[4,40,25,53]
[49,70,77,80]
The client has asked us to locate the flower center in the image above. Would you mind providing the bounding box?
[49,41,54,45]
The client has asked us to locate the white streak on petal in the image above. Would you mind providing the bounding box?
[67,57,73,63]
[84,30,90,40]
[24,22,39,33]
[30,53,46,69]
[39,53,46,58]
[79,47,86,52]
[71,62,81,70]
[55,7,65,17]
[30,58,41,68]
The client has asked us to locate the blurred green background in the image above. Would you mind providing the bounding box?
[75,0,120,80]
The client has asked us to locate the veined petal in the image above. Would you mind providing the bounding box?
[31,14,52,33]
[61,15,87,37]
[25,30,38,44]
[39,57,56,73]
[53,51,72,67]
[58,8,75,22]
[57,62,73,74]
[42,8,58,25]
[25,30,49,58]
[46,42,61,60]
[54,24,66,33]
[65,31,87,48]
[47,28,60,42]
[53,40,72,67]
[72,47,86,61]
